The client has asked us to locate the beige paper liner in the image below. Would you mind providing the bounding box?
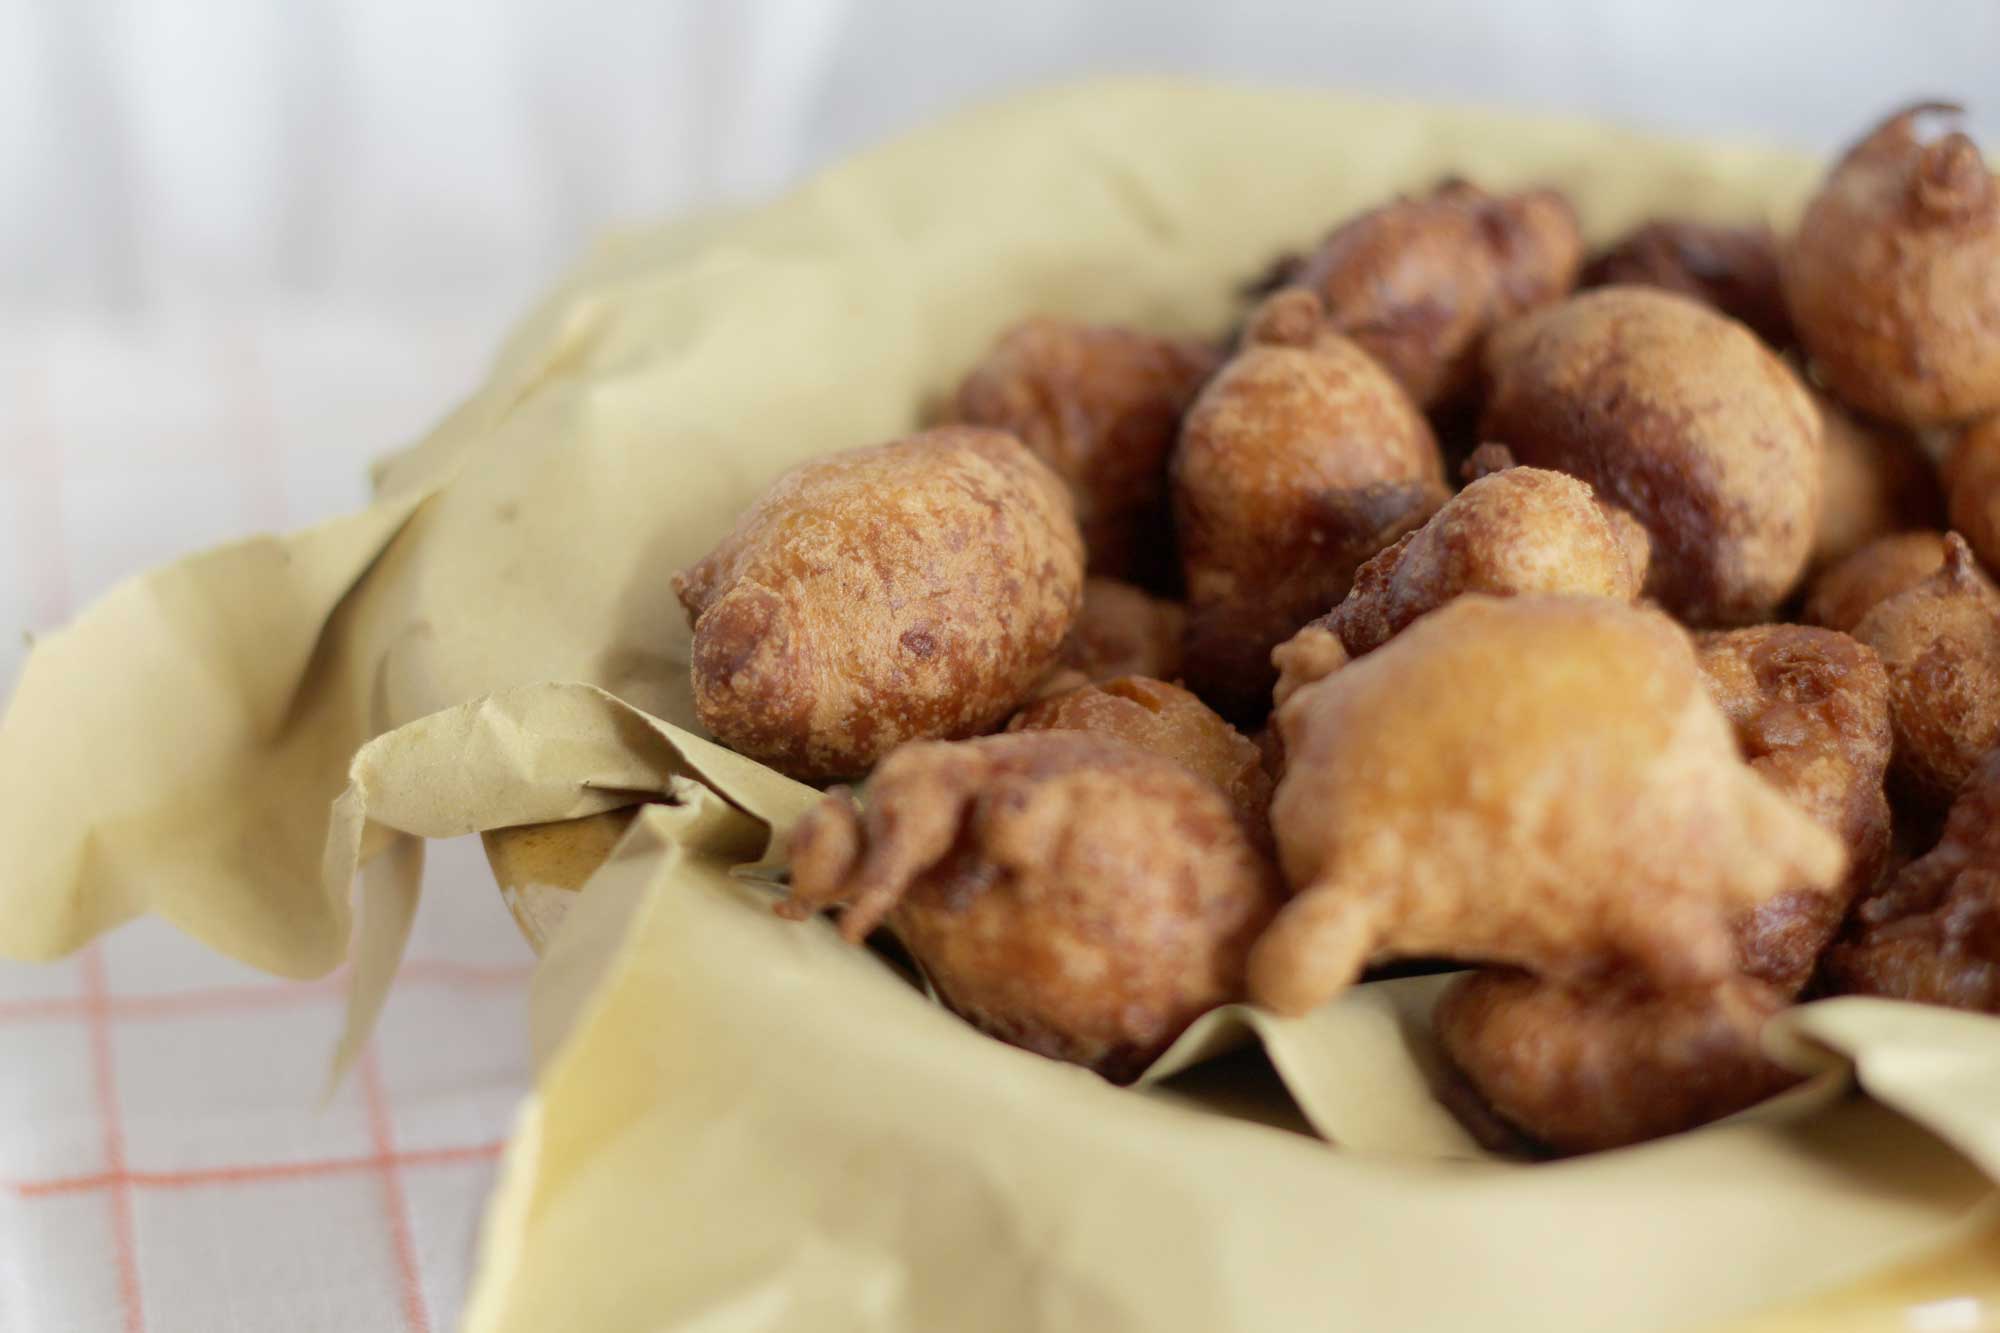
[3,79,1995,1328]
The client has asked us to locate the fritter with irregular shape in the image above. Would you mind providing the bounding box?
[1582,218,1793,347]
[1481,286,1823,624]
[1172,291,1447,719]
[1435,972,1797,1156]
[1947,414,2000,576]
[1009,676,1272,837]
[1851,534,2000,807]
[781,732,1281,1081]
[1270,453,1649,705]
[951,318,1219,582]
[1259,179,1582,408]
[1249,597,1845,1016]
[1053,577,1186,686]
[1823,749,2000,1011]
[1813,391,1944,572]
[673,427,1084,781]
[1805,530,1950,633]
[1786,104,2000,427]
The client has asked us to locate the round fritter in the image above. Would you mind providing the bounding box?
[1805,530,1950,634]
[1850,533,2000,808]
[1582,218,1793,347]
[1172,291,1446,720]
[1436,971,1798,1155]
[1822,749,2000,1012]
[1052,576,1186,687]
[1481,287,1822,624]
[1271,456,1649,706]
[950,318,1219,583]
[780,732,1281,1081]
[1812,391,1944,573]
[1009,675,1271,838]
[1946,415,2000,577]
[1249,596,1845,1017]
[1785,104,2000,427]
[673,427,1083,781]
[1695,625,1894,991]
[1262,178,1582,408]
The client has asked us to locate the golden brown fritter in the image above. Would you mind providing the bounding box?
[1786,104,2000,427]
[1249,597,1845,1017]
[1695,625,1895,991]
[780,732,1281,1081]
[673,427,1084,781]
[1822,749,2000,1012]
[1850,534,2000,808]
[1053,576,1186,686]
[1259,179,1582,408]
[1008,676,1272,838]
[1172,291,1447,720]
[1946,414,2000,576]
[950,318,1219,583]
[1581,218,1793,347]
[1270,456,1649,706]
[1812,391,1945,573]
[1435,971,1798,1155]
[1805,530,1950,633]
[1481,287,1823,624]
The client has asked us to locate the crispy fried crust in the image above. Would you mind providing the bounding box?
[951,319,1219,583]
[781,732,1281,1081]
[1582,218,1792,347]
[673,427,1084,781]
[1850,533,2000,808]
[1249,597,1845,1016]
[1172,296,1446,720]
[1805,530,1950,634]
[1051,576,1186,687]
[1481,287,1823,624]
[1785,105,2000,427]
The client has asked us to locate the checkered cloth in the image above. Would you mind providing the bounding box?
[2,311,535,1332]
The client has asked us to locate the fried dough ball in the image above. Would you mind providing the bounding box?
[1435,972,1797,1155]
[1805,530,1950,633]
[1259,179,1582,408]
[1248,597,1846,1016]
[1581,218,1793,347]
[1786,104,2000,427]
[780,732,1281,1081]
[1172,294,1447,719]
[1695,625,1895,990]
[1009,676,1272,837]
[950,319,1219,582]
[1053,577,1185,686]
[1850,534,2000,808]
[1946,414,2000,576]
[1481,287,1822,624]
[1823,749,2000,1011]
[673,427,1083,781]
[1270,454,1649,705]
[1813,392,1945,572]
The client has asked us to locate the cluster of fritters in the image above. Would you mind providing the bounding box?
[672,104,2000,1154]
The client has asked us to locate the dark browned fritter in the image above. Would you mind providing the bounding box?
[1582,218,1793,347]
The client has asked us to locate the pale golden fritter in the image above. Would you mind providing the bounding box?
[1805,530,1950,634]
[673,427,1083,781]
[951,318,1219,583]
[1258,179,1582,409]
[1270,455,1649,706]
[1823,749,2000,1012]
[1481,286,1823,624]
[1812,391,1944,573]
[1009,676,1272,839]
[1851,533,2000,808]
[1582,218,1793,347]
[780,732,1281,1081]
[1172,292,1446,719]
[1946,414,2000,577]
[1249,597,1845,1016]
[1786,105,2000,427]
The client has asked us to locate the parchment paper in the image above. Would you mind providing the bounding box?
[3,79,1995,1330]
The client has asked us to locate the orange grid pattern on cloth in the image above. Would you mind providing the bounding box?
[2,312,535,1333]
